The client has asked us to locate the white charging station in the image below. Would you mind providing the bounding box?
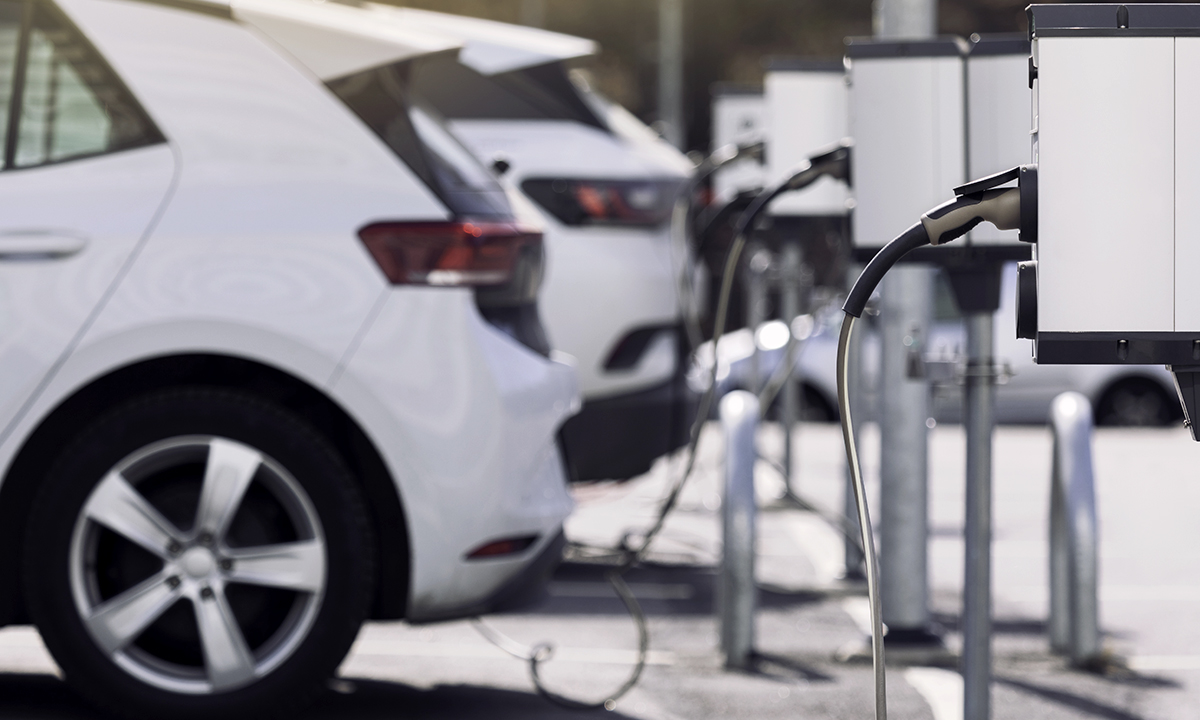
[710,84,767,203]
[763,59,848,218]
[1023,3,1200,435]
[966,35,1032,247]
[848,38,967,254]
[1027,4,1200,359]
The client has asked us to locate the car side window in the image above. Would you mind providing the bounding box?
[3,0,162,170]
[0,2,22,158]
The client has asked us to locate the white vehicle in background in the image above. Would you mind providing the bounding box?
[700,264,1181,426]
[371,6,696,482]
[0,0,576,717]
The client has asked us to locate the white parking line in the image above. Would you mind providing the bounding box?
[905,667,963,720]
[1127,655,1200,671]
[348,639,677,666]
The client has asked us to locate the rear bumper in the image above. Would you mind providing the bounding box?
[559,374,696,482]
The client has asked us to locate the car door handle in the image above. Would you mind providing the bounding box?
[0,230,88,259]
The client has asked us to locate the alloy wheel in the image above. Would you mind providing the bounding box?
[67,436,326,695]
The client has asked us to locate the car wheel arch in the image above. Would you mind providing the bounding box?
[0,353,410,627]
[1091,372,1183,426]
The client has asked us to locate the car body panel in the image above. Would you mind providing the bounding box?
[332,289,576,619]
[451,119,686,399]
[0,146,176,445]
[0,0,577,623]
[365,4,596,76]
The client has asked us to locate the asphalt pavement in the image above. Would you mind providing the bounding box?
[0,421,1198,719]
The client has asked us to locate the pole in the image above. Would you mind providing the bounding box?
[873,0,940,645]
[873,0,937,38]
[962,311,994,720]
[878,266,936,638]
[519,0,546,28]
[657,0,685,149]
[719,390,759,669]
[779,243,803,491]
[745,244,771,393]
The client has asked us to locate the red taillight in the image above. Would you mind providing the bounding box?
[358,221,541,286]
[465,535,539,560]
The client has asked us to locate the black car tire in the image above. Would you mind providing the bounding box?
[1095,377,1180,427]
[23,388,373,720]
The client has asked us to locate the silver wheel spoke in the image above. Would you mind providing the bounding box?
[225,540,325,593]
[86,571,182,655]
[195,439,262,541]
[195,586,256,691]
[85,471,183,558]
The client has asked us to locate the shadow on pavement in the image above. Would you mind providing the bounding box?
[0,673,639,720]
[997,676,1165,720]
[931,611,1048,636]
[524,561,828,617]
[300,679,639,719]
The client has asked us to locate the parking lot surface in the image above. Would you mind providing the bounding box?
[0,421,1198,719]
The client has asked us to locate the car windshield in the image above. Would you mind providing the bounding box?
[328,61,512,220]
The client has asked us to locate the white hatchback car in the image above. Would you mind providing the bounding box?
[0,0,577,717]
[375,7,697,481]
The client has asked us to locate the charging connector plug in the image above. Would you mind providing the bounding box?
[922,187,1020,245]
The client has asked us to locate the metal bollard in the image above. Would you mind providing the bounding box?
[744,245,772,392]
[1048,392,1101,666]
[719,390,759,669]
[778,242,805,493]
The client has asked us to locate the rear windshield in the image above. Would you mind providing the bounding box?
[328,61,513,220]
[410,55,606,130]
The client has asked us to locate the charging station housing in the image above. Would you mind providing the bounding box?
[764,59,848,217]
[847,38,968,255]
[1025,3,1200,436]
[711,84,767,202]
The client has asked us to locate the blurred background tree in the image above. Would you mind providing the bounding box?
[383,0,1034,151]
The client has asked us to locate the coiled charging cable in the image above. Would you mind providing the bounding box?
[837,182,1021,720]
[472,142,853,711]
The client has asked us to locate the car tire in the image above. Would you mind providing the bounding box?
[23,388,373,720]
[1095,378,1180,427]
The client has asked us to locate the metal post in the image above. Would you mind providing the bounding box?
[878,266,935,637]
[1048,392,1101,666]
[779,242,803,490]
[745,245,771,393]
[719,390,759,669]
[519,0,546,28]
[874,0,939,641]
[873,0,937,37]
[963,311,995,720]
[657,0,684,149]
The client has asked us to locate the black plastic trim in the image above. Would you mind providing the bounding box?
[1031,3,1200,35]
[1019,165,1038,244]
[967,34,1030,56]
[845,36,968,59]
[604,325,678,371]
[558,377,694,482]
[763,57,844,72]
[1036,332,1200,365]
[1016,261,1037,340]
[852,244,1032,264]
